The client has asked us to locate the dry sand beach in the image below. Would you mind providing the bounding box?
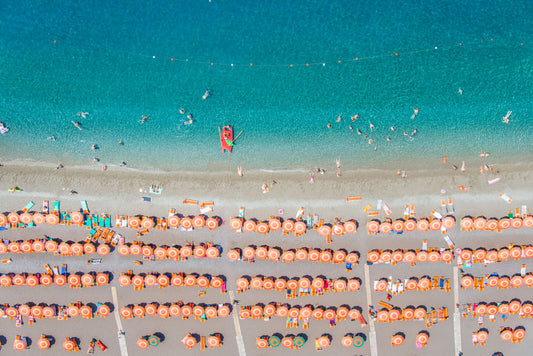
[0,160,533,355]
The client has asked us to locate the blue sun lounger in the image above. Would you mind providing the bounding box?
[53,201,60,214]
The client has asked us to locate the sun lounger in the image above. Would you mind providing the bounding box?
[368,211,378,216]
[382,203,392,216]
[422,240,428,251]
[431,210,442,219]
[22,201,35,213]
[183,199,198,205]
[42,200,49,214]
[149,186,162,194]
[296,207,304,219]
[81,200,89,214]
[521,205,528,218]
[200,206,213,214]
[446,199,455,214]
[443,235,455,249]
[409,205,415,218]
[53,201,60,214]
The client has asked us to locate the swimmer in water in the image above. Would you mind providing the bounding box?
[386,137,391,142]
[336,114,342,123]
[368,139,373,144]
[77,112,89,119]
[363,134,368,139]
[369,122,375,131]
[179,108,185,114]
[202,89,210,100]
[91,144,97,151]
[327,123,332,129]
[47,136,55,141]
[351,114,359,122]
[118,140,123,146]
[349,126,354,132]
[139,116,148,124]
[458,88,463,95]
[71,121,82,130]
[411,108,419,119]
[390,126,396,131]
[356,128,361,135]
[187,113,193,119]
[181,119,194,126]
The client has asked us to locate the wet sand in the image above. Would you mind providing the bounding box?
[0,161,532,355]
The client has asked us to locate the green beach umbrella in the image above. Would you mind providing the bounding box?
[148,335,160,347]
[352,335,365,347]
[293,336,306,348]
[268,335,281,347]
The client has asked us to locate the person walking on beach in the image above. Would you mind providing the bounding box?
[336,159,341,177]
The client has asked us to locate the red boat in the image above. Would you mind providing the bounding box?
[220,125,234,153]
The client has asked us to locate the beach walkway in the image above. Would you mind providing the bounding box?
[112,286,129,356]
[364,263,378,356]
[453,267,462,356]
[228,290,247,356]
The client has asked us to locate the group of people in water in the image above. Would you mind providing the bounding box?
[327,109,420,151]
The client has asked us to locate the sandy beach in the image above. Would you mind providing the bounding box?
[0,161,533,355]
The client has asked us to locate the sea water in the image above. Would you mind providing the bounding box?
[1,0,532,173]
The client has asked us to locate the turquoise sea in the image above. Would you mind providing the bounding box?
[1,0,532,172]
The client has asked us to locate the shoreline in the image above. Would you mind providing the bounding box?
[1,160,532,222]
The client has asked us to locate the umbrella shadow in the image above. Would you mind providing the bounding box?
[190,333,201,343]
[104,302,115,313]
[153,332,165,342]
[355,332,367,341]
[103,271,114,283]
[296,333,307,341]
[271,332,284,340]
[393,331,405,339]
[47,335,56,346]
[0,336,7,346]
[71,337,80,347]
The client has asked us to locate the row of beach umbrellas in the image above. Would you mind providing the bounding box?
[500,327,526,343]
[374,276,449,292]
[0,239,112,256]
[118,272,225,290]
[227,246,359,264]
[461,273,533,289]
[120,302,231,320]
[0,272,109,288]
[372,305,443,323]
[391,331,429,347]
[256,334,308,349]
[179,333,222,349]
[12,336,80,351]
[235,275,361,294]
[1,302,110,319]
[457,245,533,263]
[116,242,221,259]
[2,210,531,233]
[239,304,365,323]
[463,300,533,317]
[116,214,221,230]
[367,248,454,264]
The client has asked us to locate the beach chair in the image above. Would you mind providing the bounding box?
[295,207,305,219]
[422,240,428,252]
[303,317,309,329]
[367,211,379,217]
[431,210,442,220]
[409,205,415,218]
[53,201,60,214]
[200,336,205,350]
[81,201,89,214]
[521,205,528,218]
[443,235,455,250]
[42,200,49,214]
[447,199,455,214]
[22,201,35,213]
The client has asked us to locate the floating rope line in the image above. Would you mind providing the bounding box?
[156,38,526,68]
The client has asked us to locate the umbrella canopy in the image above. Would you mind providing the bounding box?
[268,335,281,347]
[148,335,160,347]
